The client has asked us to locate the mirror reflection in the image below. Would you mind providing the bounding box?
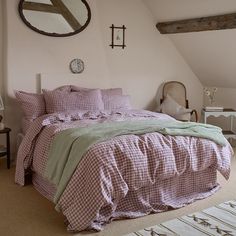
[19,0,91,37]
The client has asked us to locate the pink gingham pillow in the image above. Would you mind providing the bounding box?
[15,91,46,121]
[54,85,72,92]
[101,88,123,97]
[21,117,33,134]
[71,85,123,97]
[43,89,104,113]
[70,85,90,92]
[103,94,132,110]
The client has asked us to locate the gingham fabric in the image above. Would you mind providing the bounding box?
[70,86,125,110]
[32,173,56,201]
[103,94,132,110]
[21,117,33,134]
[70,85,123,97]
[101,88,123,97]
[15,86,72,121]
[15,110,233,232]
[43,89,104,114]
[15,91,46,121]
[54,85,71,92]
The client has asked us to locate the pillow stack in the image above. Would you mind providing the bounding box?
[71,85,132,111]
[15,85,132,122]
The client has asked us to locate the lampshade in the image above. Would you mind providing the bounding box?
[0,95,4,111]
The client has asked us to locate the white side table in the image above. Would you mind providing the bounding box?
[202,108,236,140]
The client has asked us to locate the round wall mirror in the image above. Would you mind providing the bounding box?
[18,0,91,37]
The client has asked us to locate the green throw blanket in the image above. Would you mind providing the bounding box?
[43,119,226,203]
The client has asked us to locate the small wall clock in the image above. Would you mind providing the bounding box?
[69,59,84,74]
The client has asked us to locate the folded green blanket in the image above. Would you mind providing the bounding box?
[43,119,226,203]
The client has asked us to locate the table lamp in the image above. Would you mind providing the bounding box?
[0,94,4,129]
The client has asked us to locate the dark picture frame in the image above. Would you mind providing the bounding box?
[110,24,126,49]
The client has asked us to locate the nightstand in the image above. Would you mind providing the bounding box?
[0,127,11,169]
[202,108,236,140]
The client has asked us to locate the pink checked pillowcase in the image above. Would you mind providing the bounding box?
[101,88,123,98]
[21,117,33,134]
[103,94,132,110]
[43,89,104,113]
[15,91,46,121]
[71,85,126,110]
[54,85,71,92]
[70,85,123,97]
[15,86,71,121]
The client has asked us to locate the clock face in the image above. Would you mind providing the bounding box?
[70,59,84,73]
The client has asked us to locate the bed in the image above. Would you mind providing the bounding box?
[15,76,233,232]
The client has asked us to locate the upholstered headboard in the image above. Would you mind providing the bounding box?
[39,73,112,91]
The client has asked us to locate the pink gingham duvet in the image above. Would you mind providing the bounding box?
[15,109,233,232]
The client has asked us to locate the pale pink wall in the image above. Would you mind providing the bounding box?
[97,0,203,111]
[146,0,236,89]
[3,0,203,154]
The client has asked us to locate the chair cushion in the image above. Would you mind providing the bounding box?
[160,94,192,121]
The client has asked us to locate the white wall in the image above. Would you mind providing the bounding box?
[145,0,236,89]
[168,30,236,88]
[145,0,236,22]
[3,0,203,155]
[96,0,203,111]
[204,88,236,110]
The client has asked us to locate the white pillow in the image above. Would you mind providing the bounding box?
[160,94,192,121]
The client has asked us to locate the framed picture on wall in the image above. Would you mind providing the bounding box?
[110,24,126,49]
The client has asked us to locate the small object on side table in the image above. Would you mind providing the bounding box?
[0,121,4,130]
[0,114,3,130]
[0,127,11,169]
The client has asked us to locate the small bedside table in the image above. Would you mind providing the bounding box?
[202,108,236,140]
[0,127,11,169]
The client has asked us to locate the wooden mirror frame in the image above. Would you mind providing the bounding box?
[18,0,91,37]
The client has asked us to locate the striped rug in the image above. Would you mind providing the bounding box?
[124,200,236,236]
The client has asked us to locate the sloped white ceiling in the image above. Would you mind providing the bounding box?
[144,0,236,88]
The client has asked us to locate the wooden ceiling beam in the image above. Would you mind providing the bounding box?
[156,13,236,34]
[22,2,59,14]
[50,0,81,31]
